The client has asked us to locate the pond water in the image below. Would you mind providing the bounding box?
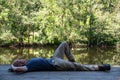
[0,46,120,65]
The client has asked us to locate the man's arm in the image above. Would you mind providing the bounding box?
[11,64,28,72]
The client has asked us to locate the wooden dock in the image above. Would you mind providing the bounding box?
[0,65,120,80]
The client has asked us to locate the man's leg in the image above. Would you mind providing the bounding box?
[73,63,99,71]
[52,41,97,71]
[52,42,110,71]
[53,41,75,62]
[73,62,111,71]
[53,58,99,71]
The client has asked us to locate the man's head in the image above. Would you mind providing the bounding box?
[12,58,26,67]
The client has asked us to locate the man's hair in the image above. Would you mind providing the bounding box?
[12,58,25,67]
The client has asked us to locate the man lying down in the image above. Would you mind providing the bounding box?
[9,42,111,72]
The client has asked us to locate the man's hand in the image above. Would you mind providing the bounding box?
[11,64,27,72]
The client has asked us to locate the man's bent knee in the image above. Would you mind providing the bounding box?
[61,41,67,45]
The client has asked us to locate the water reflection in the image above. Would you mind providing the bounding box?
[0,46,120,65]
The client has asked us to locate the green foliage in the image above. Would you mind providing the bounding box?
[0,0,120,46]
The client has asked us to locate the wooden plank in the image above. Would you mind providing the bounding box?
[0,65,120,80]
